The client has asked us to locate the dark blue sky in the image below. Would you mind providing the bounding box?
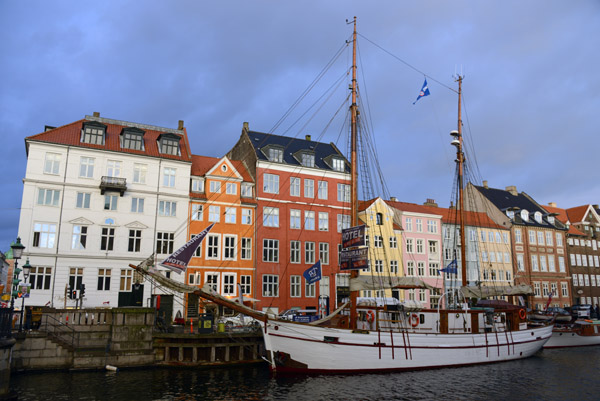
[1,1,599,251]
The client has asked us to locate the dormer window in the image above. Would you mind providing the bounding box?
[534,212,542,223]
[121,127,145,151]
[506,210,515,219]
[191,178,204,193]
[548,216,555,224]
[520,210,529,222]
[332,157,345,172]
[301,153,315,167]
[81,122,106,145]
[267,147,284,163]
[158,134,181,156]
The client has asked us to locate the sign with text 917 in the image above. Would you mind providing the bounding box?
[339,247,369,271]
[342,225,365,249]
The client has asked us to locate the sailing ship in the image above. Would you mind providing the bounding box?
[132,17,552,373]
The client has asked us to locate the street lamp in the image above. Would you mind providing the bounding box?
[10,237,25,331]
[19,259,32,332]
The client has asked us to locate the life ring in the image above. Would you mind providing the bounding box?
[366,310,375,324]
[519,309,527,320]
[410,313,419,327]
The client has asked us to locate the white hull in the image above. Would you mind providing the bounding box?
[544,325,600,348]
[262,319,552,373]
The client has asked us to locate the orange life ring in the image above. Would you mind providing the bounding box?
[366,310,375,324]
[519,309,527,320]
[410,313,419,327]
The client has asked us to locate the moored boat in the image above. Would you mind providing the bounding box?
[544,319,600,348]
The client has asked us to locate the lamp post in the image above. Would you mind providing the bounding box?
[19,259,32,332]
[10,237,25,331]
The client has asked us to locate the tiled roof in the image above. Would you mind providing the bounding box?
[566,205,590,223]
[540,204,586,236]
[191,155,254,183]
[27,116,192,162]
[434,207,507,230]
[387,200,443,216]
[246,130,349,173]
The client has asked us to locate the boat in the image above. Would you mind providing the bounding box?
[132,17,552,374]
[544,319,600,348]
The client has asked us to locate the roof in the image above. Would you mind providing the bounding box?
[566,205,591,223]
[27,115,192,162]
[387,200,443,217]
[191,155,253,183]
[541,204,586,236]
[245,130,349,173]
[434,207,507,230]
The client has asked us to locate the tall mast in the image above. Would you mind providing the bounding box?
[349,16,359,329]
[453,76,468,287]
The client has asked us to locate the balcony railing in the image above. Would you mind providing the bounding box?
[100,176,127,196]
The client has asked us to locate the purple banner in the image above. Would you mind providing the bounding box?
[160,223,214,274]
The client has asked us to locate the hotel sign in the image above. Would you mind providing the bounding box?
[342,225,366,249]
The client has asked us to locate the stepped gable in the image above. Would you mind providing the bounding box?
[27,115,192,162]
[246,130,349,172]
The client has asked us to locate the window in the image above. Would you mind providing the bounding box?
[488,232,494,242]
[37,188,60,206]
[304,211,315,230]
[390,260,398,274]
[301,153,315,167]
[337,183,350,202]
[290,240,301,263]
[223,274,236,295]
[304,179,314,198]
[263,174,279,194]
[71,225,88,250]
[316,181,328,200]
[542,283,549,297]
[305,280,316,297]
[209,206,220,222]
[556,233,563,247]
[529,230,536,245]
[374,236,383,248]
[375,260,383,273]
[416,239,424,254]
[428,240,438,254]
[190,178,204,193]
[548,256,556,272]
[546,232,553,246]
[44,153,61,174]
[531,254,539,271]
[240,275,251,294]
[534,282,541,297]
[225,207,236,224]
[290,177,300,197]
[131,197,144,213]
[128,230,141,252]
[319,242,329,265]
[159,200,176,217]
[206,234,220,259]
[104,194,118,210]
[75,192,91,209]
[427,220,437,233]
[290,209,301,229]
[122,130,144,150]
[29,266,52,290]
[69,268,84,292]
[332,158,345,172]
[415,219,423,233]
[573,274,579,286]
[482,251,488,262]
[429,263,439,276]
[162,167,176,187]
[241,238,252,260]
[514,229,522,243]
[226,182,237,195]
[223,235,237,260]
[268,147,283,162]
[337,214,350,232]
[561,282,568,297]
[79,157,95,178]
[133,163,147,184]
[406,238,414,253]
[156,232,174,254]
[263,207,279,227]
[291,275,301,297]
[262,275,279,297]
[389,236,398,248]
[82,124,105,145]
[417,262,425,276]
[33,223,56,248]
[314,212,328,231]
[405,218,412,232]
[159,136,180,155]
[191,204,203,221]
[100,227,115,251]
[503,232,509,244]
[263,239,279,262]
[106,160,121,177]
[407,261,415,276]
[241,209,252,224]
[305,241,316,264]
[539,255,547,271]
[120,269,133,291]
[537,232,545,246]
[97,268,111,291]
[209,181,221,193]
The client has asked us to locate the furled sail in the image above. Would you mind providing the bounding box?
[460,284,534,298]
[350,276,436,291]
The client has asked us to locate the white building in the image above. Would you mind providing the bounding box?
[17,113,192,317]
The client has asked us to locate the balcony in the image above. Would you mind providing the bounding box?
[100,176,127,196]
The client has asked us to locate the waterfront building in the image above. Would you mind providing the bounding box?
[387,199,444,308]
[465,182,571,310]
[17,113,192,317]
[227,123,351,315]
[544,203,600,308]
[357,198,404,300]
[185,155,256,319]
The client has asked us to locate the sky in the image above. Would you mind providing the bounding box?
[1,0,599,252]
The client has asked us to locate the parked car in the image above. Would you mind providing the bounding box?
[218,314,260,330]
[278,309,299,321]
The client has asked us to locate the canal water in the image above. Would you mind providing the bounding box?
[9,347,599,400]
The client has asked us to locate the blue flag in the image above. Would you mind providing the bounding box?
[413,79,430,104]
[303,260,322,284]
[439,259,457,274]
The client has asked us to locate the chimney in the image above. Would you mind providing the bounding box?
[178,120,184,130]
[593,204,599,209]
[482,180,488,189]
[548,202,557,208]
[44,125,56,132]
[93,112,100,117]
[390,197,397,202]
[243,122,249,133]
[305,134,312,141]
[505,185,518,196]
[423,198,438,207]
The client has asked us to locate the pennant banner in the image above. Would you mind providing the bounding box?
[303,260,322,284]
[160,223,215,274]
[413,79,430,104]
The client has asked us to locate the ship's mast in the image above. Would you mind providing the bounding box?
[349,16,359,329]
